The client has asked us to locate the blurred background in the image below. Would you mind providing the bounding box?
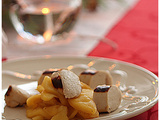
[2,0,139,59]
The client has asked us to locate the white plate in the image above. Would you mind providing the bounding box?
[2,56,158,120]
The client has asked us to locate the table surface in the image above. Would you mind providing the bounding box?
[89,0,158,120]
[2,0,158,120]
[3,0,139,59]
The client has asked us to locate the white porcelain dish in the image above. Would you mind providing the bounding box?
[2,56,158,120]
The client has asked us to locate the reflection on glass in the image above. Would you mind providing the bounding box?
[9,0,82,44]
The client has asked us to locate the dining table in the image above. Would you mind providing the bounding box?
[88,0,158,120]
[2,0,158,120]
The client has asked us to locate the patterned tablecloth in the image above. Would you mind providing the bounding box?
[88,0,158,119]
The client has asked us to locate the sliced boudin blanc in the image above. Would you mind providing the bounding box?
[5,85,30,107]
[93,85,122,113]
[51,69,82,98]
[38,69,59,85]
[79,70,113,89]
[68,64,96,76]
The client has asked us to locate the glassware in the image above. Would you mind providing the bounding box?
[9,0,82,44]
[2,29,8,60]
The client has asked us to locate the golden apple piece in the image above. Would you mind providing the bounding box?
[41,76,59,95]
[26,107,51,119]
[68,106,78,119]
[36,85,44,93]
[81,82,92,89]
[81,89,93,99]
[50,106,69,120]
[27,94,42,108]
[43,98,58,106]
[78,110,99,119]
[32,115,44,120]
[43,105,61,116]
[41,91,57,101]
[68,93,97,115]
[56,93,69,106]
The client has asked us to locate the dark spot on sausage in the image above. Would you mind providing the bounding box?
[5,85,12,96]
[81,70,97,75]
[52,76,63,88]
[94,85,111,92]
[43,70,58,75]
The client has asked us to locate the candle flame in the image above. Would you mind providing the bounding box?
[152,81,155,85]
[42,8,50,14]
[15,73,31,79]
[87,60,95,67]
[43,30,52,42]
[67,65,74,70]
[115,81,120,87]
[109,64,116,70]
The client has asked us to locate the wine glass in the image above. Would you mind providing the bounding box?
[9,0,82,44]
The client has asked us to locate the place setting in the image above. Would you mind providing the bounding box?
[2,0,158,120]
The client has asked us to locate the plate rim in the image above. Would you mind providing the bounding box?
[2,55,158,80]
[2,55,158,74]
[2,56,159,120]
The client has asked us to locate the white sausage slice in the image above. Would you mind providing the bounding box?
[79,70,113,89]
[5,85,30,107]
[68,64,96,76]
[38,69,59,85]
[51,69,82,98]
[93,85,122,113]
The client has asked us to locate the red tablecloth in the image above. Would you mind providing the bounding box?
[88,0,158,119]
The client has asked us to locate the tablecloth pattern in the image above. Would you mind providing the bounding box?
[88,0,158,119]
